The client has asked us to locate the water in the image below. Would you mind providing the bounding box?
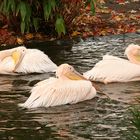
[0,33,140,140]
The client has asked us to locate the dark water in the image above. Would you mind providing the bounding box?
[0,33,140,140]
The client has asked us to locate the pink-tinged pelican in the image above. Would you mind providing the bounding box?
[83,44,140,84]
[19,64,96,108]
[0,46,57,74]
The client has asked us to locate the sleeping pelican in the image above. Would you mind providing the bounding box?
[19,64,96,108]
[0,46,57,74]
[84,44,140,84]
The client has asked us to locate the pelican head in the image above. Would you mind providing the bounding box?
[124,44,140,55]
[12,46,27,70]
[56,64,87,80]
[124,44,140,64]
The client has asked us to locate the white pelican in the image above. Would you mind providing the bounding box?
[83,44,140,84]
[0,46,57,74]
[19,64,96,108]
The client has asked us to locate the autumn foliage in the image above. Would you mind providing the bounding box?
[72,0,140,37]
[0,0,139,46]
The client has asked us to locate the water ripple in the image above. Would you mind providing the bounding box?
[0,33,140,140]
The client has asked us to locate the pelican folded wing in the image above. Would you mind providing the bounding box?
[15,49,57,73]
[84,55,140,84]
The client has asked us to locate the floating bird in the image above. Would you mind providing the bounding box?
[19,64,96,108]
[84,44,140,84]
[0,46,57,74]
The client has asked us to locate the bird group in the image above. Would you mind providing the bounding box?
[0,44,140,108]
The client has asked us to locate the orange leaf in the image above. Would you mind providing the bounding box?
[25,33,34,40]
[17,37,24,44]
[71,31,81,36]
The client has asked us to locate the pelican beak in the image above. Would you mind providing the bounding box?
[12,51,21,63]
[65,68,101,91]
[12,50,24,70]
[65,70,87,80]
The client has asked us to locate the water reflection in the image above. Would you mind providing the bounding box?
[99,81,140,104]
[0,33,140,140]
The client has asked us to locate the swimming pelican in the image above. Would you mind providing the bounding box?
[0,46,57,74]
[19,64,96,108]
[83,44,140,84]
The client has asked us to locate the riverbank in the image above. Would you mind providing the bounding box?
[0,0,139,47]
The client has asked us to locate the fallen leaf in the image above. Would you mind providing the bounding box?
[17,37,24,44]
[132,0,139,2]
[25,33,34,40]
[71,31,81,36]
[98,0,105,4]
[35,33,44,40]
[130,10,137,13]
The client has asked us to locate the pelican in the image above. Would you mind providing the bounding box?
[0,46,57,74]
[84,44,140,84]
[19,64,96,108]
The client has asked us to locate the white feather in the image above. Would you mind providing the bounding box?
[0,47,57,74]
[19,78,96,108]
[15,49,57,73]
[84,55,140,83]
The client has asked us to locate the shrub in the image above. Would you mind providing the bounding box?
[0,0,96,36]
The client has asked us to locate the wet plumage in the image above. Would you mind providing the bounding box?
[19,64,96,108]
[84,44,140,84]
[0,46,57,74]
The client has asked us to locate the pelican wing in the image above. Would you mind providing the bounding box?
[19,78,96,108]
[84,55,140,83]
[15,49,57,73]
[102,55,126,61]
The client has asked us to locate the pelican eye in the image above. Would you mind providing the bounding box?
[69,67,74,71]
